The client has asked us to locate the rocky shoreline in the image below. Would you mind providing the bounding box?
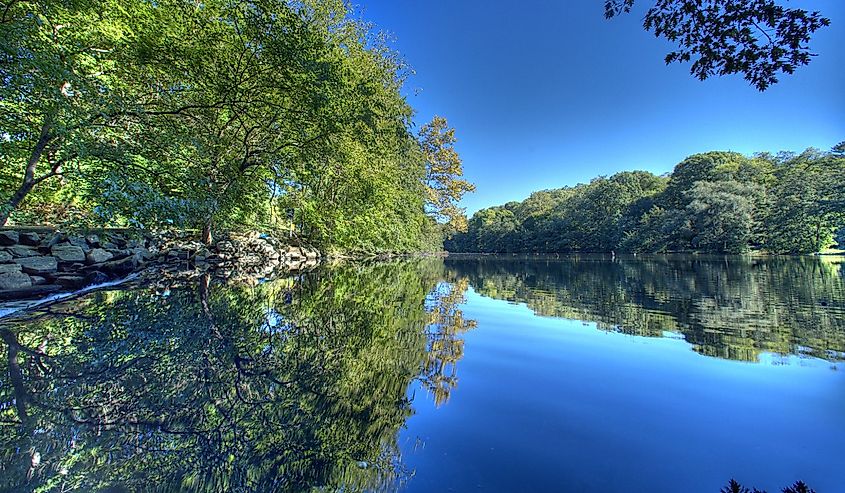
[0,228,320,300]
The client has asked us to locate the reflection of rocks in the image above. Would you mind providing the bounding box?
[1,228,321,300]
[147,231,321,286]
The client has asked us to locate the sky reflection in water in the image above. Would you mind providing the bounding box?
[1,256,843,493]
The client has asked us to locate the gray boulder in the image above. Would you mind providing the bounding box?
[40,232,63,248]
[0,263,22,274]
[0,284,62,300]
[85,271,110,285]
[18,232,41,246]
[51,245,86,263]
[14,256,58,274]
[54,275,87,289]
[99,256,138,275]
[86,248,114,265]
[0,272,32,290]
[67,236,89,248]
[7,245,38,258]
[0,250,11,262]
[0,231,19,246]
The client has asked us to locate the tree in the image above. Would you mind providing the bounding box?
[685,180,763,253]
[762,150,845,253]
[604,0,831,90]
[0,0,150,225]
[419,116,476,235]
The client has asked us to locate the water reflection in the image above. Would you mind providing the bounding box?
[2,255,844,492]
[0,260,473,493]
[446,254,845,362]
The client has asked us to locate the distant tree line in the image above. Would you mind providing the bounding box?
[446,145,845,254]
[0,0,472,253]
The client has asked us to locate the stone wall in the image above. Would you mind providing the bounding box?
[0,229,153,299]
[0,229,321,300]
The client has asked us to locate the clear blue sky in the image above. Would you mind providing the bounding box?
[357,0,845,215]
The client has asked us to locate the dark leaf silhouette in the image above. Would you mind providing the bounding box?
[605,0,831,90]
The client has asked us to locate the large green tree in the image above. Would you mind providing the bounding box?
[0,0,151,225]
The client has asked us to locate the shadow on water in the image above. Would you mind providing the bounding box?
[445,254,845,363]
[0,259,474,493]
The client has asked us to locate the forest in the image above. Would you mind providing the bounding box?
[446,147,845,254]
[0,0,472,253]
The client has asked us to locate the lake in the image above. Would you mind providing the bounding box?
[1,255,843,493]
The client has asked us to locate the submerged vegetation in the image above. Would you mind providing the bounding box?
[447,147,845,254]
[0,0,472,253]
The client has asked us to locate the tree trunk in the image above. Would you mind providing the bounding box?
[0,183,35,227]
[0,120,53,227]
[201,218,213,245]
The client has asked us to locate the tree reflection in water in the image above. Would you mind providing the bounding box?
[3,255,843,492]
[0,259,474,493]
[446,254,845,363]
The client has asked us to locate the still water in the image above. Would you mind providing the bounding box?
[1,255,843,492]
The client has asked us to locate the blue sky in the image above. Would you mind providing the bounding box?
[357,0,845,215]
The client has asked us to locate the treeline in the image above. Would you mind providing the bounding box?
[0,0,472,253]
[446,147,845,254]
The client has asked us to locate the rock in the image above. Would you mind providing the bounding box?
[14,256,58,274]
[0,284,62,300]
[0,231,19,246]
[99,256,138,275]
[0,251,11,262]
[85,271,110,285]
[18,232,41,246]
[40,232,63,248]
[0,263,22,274]
[29,276,47,285]
[86,248,114,265]
[54,275,87,289]
[51,245,86,263]
[286,246,304,258]
[131,247,153,261]
[0,272,32,290]
[67,236,89,248]
[85,234,100,247]
[7,245,38,258]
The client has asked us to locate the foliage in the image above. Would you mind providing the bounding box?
[604,0,831,90]
[419,116,476,236]
[447,146,845,254]
[0,0,472,253]
[719,478,816,493]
